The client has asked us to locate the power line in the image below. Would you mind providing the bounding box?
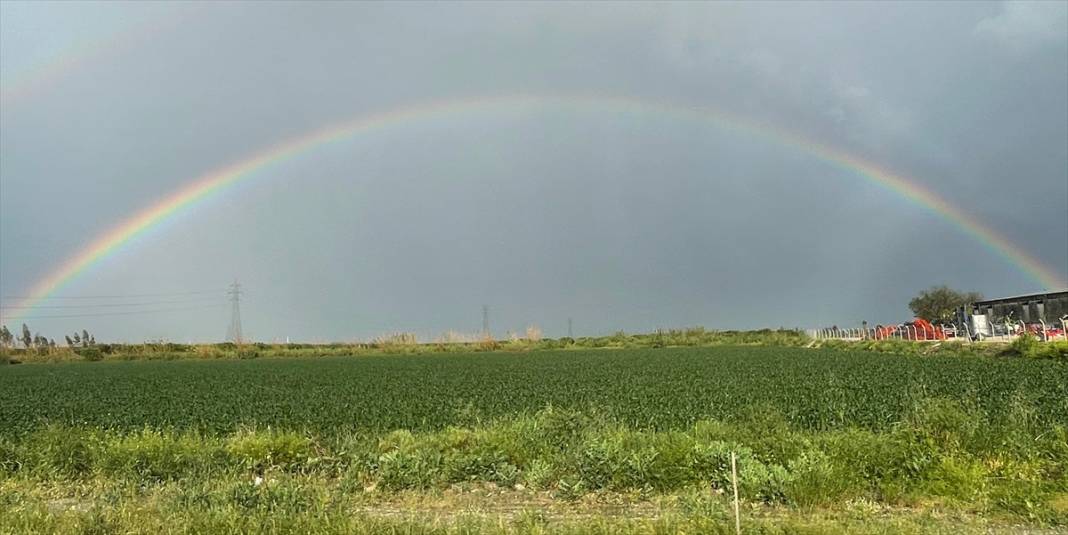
[8,303,228,320]
[0,296,226,309]
[0,290,222,301]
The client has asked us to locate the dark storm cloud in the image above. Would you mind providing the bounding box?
[1,1,1065,341]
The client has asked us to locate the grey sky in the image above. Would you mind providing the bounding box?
[1,1,1066,342]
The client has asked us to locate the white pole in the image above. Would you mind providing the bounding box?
[731,451,741,535]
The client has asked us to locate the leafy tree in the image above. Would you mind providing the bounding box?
[0,325,11,348]
[908,286,983,323]
[20,324,31,349]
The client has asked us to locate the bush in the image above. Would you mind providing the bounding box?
[22,425,101,478]
[237,348,261,360]
[1003,334,1042,358]
[226,429,315,472]
[75,348,104,361]
[98,429,219,482]
[228,476,315,513]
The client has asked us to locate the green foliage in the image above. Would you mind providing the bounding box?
[97,429,218,482]
[2,345,1066,527]
[227,477,316,513]
[226,429,315,472]
[2,399,1067,520]
[20,425,101,478]
[1002,335,1068,360]
[75,348,103,361]
[1,327,816,363]
[908,285,982,322]
[2,346,1066,437]
[236,348,260,360]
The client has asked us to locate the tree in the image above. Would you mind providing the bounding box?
[0,325,11,348]
[908,286,983,323]
[20,324,31,349]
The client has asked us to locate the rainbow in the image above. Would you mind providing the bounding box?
[4,93,1065,322]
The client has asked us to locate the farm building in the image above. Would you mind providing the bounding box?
[963,290,1068,325]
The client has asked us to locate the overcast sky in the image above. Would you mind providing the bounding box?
[1,1,1066,342]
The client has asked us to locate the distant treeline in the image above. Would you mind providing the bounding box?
[1,328,807,363]
[3,327,1064,364]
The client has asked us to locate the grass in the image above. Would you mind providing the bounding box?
[4,327,1065,365]
[1,400,1066,532]
[2,486,1043,534]
[0,327,811,363]
[816,337,1068,360]
[2,343,1065,532]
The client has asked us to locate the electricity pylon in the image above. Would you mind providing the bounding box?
[226,280,243,344]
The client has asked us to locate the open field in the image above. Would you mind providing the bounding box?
[2,346,1067,434]
[2,345,1067,533]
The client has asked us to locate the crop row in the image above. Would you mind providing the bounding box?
[1,346,1066,436]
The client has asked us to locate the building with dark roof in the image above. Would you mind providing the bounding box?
[964,290,1068,324]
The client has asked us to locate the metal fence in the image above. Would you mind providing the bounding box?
[810,318,1068,343]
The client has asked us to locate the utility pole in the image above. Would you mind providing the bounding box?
[481,305,489,338]
[568,317,573,338]
[227,280,243,344]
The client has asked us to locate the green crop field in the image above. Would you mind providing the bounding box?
[3,345,1068,533]
[2,346,1066,436]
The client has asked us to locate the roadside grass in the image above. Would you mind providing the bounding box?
[1,487,1036,535]
[2,399,1065,527]
[816,337,1068,360]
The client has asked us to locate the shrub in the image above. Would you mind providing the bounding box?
[1003,334,1042,358]
[76,348,103,361]
[228,476,315,513]
[22,425,101,478]
[98,429,219,482]
[226,429,315,472]
[786,449,852,505]
[237,348,260,360]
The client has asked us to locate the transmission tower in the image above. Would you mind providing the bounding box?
[226,280,243,344]
[481,305,489,337]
